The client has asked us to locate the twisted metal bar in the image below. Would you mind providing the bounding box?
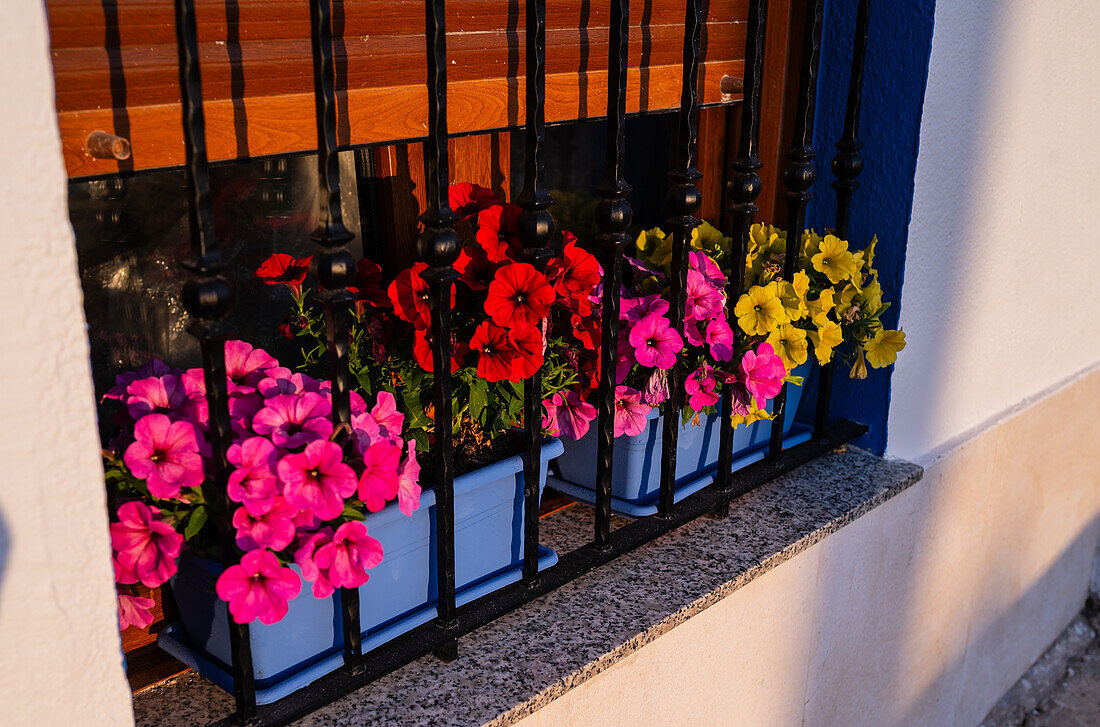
[517,0,554,582]
[768,0,824,465]
[658,0,704,518]
[420,0,462,661]
[172,0,256,720]
[715,0,770,500]
[307,0,363,675]
[816,0,870,442]
[593,0,632,548]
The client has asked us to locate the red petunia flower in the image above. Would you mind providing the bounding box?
[256,253,312,297]
[449,183,501,220]
[388,262,454,330]
[475,204,523,263]
[570,310,602,351]
[547,232,602,301]
[453,245,497,291]
[507,323,544,379]
[485,262,554,332]
[469,321,537,382]
[351,258,391,310]
[412,329,469,374]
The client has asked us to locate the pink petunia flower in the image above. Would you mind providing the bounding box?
[616,335,635,383]
[181,368,263,436]
[232,497,297,551]
[124,413,204,499]
[705,317,736,362]
[117,593,156,631]
[684,268,725,324]
[124,374,188,421]
[224,340,279,395]
[621,294,670,325]
[739,342,787,406]
[689,250,726,289]
[227,436,280,514]
[252,392,333,449]
[358,440,402,513]
[216,549,301,625]
[371,391,405,444]
[103,359,173,402]
[628,313,683,369]
[317,381,368,416]
[110,501,183,588]
[614,385,651,437]
[396,440,422,516]
[685,365,721,411]
[257,367,321,398]
[313,521,384,591]
[277,440,357,521]
[295,529,335,598]
[642,369,670,406]
[542,390,598,440]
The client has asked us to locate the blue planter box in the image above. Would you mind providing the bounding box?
[549,363,812,516]
[159,439,564,704]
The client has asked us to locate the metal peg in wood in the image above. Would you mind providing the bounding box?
[86,130,131,160]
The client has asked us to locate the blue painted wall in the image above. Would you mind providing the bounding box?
[804,0,936,454]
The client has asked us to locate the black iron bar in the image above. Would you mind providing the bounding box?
[212,419,867,727]
[420,0,461,662]
[715,0,769,507]
[172,0,257,721]
[308,0,363,674]
[658,0,704,519]
[767,0,824,465]
[593,0,632,548]
[815,0,869,442]
[517,0,554,582]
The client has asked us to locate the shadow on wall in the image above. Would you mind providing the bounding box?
[0,508,9,602]
[805,0,940,454]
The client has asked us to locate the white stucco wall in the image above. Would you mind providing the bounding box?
[0,2,134,724]
[887,0,1100,463]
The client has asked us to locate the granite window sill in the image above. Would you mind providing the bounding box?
[132,446,923,727]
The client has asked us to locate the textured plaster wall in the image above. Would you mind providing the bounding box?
[0,2,134,725]
[514,370,1100,727]
[886,0,1100,463]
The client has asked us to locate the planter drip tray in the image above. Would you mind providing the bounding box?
[547,424,813,518]
[158,546,558,705]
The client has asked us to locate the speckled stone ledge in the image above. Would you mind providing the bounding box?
[132,446,922,727]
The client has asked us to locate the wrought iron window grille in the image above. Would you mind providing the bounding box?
[114,0,874,723]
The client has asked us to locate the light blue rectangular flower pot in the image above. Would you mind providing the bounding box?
[549,363,812,516]
[159,438,564,705]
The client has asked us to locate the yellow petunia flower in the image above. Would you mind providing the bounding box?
[850,349,868,379]
[864,329,906,368]
[811,235,862,285]
[748,222,785,257]
[766,323,809,370]
[636,227,671,270]
[778,271,810,322]
[859,278,883,313]
[801,229,825,265]
[807,288,835,322]
[734,282,789,336]
[730,406,774,429]
[861,236,878,271]
[691,221,731,265]
[808,318,843,365]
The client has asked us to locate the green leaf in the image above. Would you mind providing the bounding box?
[183,505,208,540]
[468,377,488,424]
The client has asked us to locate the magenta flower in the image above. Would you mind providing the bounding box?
[182,369,263,436]
[616,334,635,383]
[104,359,173,402]
[317,381,368,416]
[216,548,301,625]
[227,436,279,513]
[295,529,336,598]
[396,440,422,516]
[685,365,721,411]
[642,369,670,406]
[621,293,669,324]
[224,340,279,395]
[542,390,598,440]
[232,497,297,551]
[110,501,183,588]
[277,440,357,521]
[358,440,402,513]
[371,391,405,444]
[351,411,382,454]
[313,521,384,590]
[689,250,725,289]
[684,268,725,323]
[124,374,188,421]
[118,593,156,630]
[257,368,320,398]
[628,313,683,369]
[705,317,735,362]
[252,392,333,449]
[739,342,786,405]
[124,413,204,499]
[614,385,650,437]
